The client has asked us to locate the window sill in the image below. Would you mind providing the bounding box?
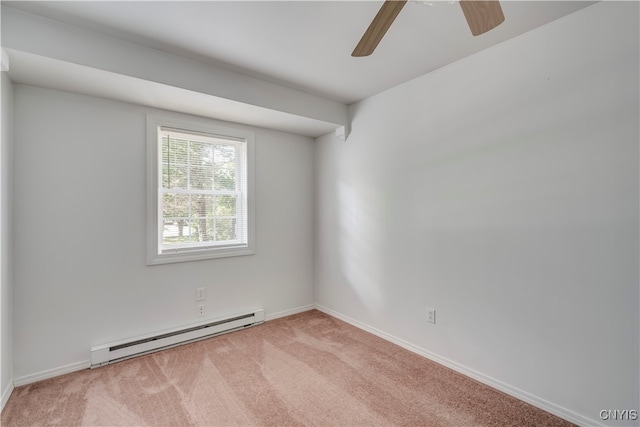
[147,246,255,265]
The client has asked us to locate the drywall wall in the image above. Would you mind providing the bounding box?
[315,2,638,426]
[1,69,14,408]
[12,85,315,380]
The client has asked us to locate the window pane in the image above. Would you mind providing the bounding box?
[163,193,190,218]
[215,144,235,163]
[162,193,175,217]
[189,165,213,190]
[214,145,236,190]
[162,137,188,165]
[189,141,213,165]
[163,137,188,189]
[162,220,198,246]
[215,219,236,241]
[163,164,188,189]
[193,218,214,242]
[190,194,214,218]
[162,164,169,188]
[215,195,236,216]
[185,220,202,243]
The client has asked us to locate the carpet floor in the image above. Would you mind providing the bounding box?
[2,310,574,426]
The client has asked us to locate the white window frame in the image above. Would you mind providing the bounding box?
[146,115,255,265]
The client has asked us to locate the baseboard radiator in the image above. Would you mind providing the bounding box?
[90,309,264,368]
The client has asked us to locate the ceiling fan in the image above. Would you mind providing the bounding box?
[352,0,505,57]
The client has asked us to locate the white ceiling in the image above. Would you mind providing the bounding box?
[4,1,596,105]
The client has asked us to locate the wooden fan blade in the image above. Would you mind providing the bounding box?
[352,0,408,57]
[459,0,505,36]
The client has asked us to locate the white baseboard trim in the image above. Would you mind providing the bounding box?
[315,304,601,427]
[265,304,315,322]
[13,360,90,387]
[11,306,314,388]
[1,381,14,412]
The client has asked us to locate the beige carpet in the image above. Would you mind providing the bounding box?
[2,310,573,426]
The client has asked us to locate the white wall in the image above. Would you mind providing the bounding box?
[12,85,315,381]
[1,68,14,408]
[315,2,639,426]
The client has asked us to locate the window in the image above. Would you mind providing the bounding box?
[147,115,254,264]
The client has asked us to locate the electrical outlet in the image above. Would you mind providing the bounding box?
[197,304,205,317]
[427,307,436,324]
[196,287,206,301]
